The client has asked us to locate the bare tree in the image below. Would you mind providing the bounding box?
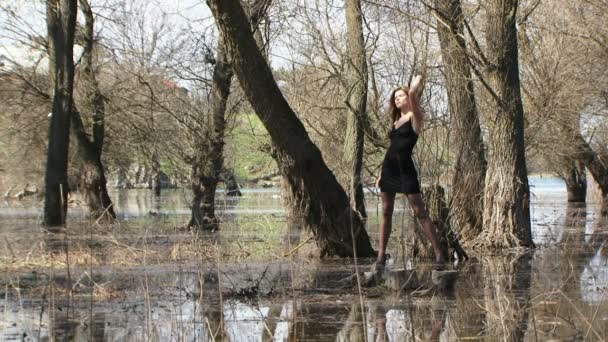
[519,0,608,210]
[343,0,369,219]
[188,0,271,230]
[187,33,232,230]
[44,0,78,226]
[70,0,115,221]
[205,0,375,257]
[432,0,486,243]
[474,0,533,249]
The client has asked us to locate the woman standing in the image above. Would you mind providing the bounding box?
[375,75,446,270]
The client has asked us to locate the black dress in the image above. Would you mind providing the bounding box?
[380,119,421,194]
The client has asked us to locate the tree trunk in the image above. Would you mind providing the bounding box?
[475,0,533,249]
[188,0,269,230]
[434,0,487,243]
[71,113,115,220]
[188,36,231,230]
[221,169,242,196]
[572,131,608,214]
[563,159,587,203]
[43,0,78,226]
[343,0,368,219]
[189,164,220,230]
[206,0,375,257]
[71,0,115,221]
[151,150,161,197]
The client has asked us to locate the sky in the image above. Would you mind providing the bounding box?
[0,0,214,70]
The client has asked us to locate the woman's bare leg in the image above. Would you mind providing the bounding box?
[406,193,446,263]
[377,192,396,266]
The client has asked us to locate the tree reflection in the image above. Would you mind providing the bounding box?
[528,202,607,340]
[481,254,533,341]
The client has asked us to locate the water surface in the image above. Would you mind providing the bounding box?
[0,177,606,341]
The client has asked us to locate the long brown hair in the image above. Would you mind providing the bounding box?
[387,86,409,127]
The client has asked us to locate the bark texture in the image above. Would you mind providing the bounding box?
[343,0,368,218]
[563,158,587,203]
[188,36,232,230]
[572,131,608,214]
[71,0,115,221]
[434,0,487,243]
[475,0,533,249]
[43,0,78,226]
[206,0,375,257]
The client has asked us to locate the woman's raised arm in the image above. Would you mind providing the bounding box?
[408,75,425,135]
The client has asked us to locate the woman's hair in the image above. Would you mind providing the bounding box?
[387,86,409,127]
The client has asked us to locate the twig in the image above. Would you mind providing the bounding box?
[584,288,606,340]
[282,235,313,257]
[558,289,603,340]
[94,203,115,226]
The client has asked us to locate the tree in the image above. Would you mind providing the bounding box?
[519,0,608,209]
[433,0,487,243]
[205,0,375,257]
[343,0,369,219]
[474,0,533,249]
[44,0,77,226]
[189,0,270,230]
[187,34,232,230]
[70,0,115,221]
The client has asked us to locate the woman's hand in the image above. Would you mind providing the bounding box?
[375,176,381,188]
[409,75,424,97]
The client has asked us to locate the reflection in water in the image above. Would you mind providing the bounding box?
[110,189,280,220]
[335,273,459,341]
[579,213,607,304]
[272,301,294,341]
[1,178,607,341]
[482,254,533,341]
[581,247,608,303]
[223,300,269,341]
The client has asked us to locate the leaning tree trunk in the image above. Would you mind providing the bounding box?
[71,0,115,221]
[572,130,608,215]
[550,114,587,203]
[206,0,375,257]
[474,0,533,249]
[343,0,368,219]
[434,0,487,243]
[43,0,78,226]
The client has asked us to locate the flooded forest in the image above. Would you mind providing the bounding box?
[0,0,607,341]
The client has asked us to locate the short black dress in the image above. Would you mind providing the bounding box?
[380,119,421,194]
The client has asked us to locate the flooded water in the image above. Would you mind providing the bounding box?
[0,177,606,341]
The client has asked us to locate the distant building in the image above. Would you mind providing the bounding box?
[160,78,190,98]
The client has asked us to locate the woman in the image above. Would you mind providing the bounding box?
[374,75,446,270]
